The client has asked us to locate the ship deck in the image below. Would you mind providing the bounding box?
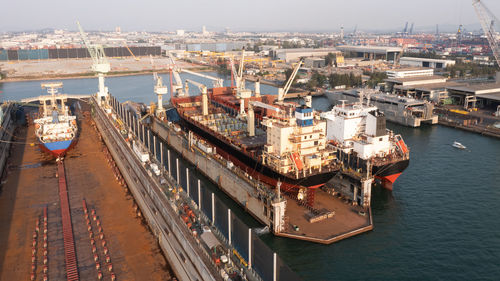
[0,106,174,280]
[277,189,372,244]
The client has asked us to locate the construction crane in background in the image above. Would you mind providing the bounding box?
[277,60,303,103]
[77,21,110,105]
[473,0,500,67]
[124,44,139,61]
[457,24,464,45]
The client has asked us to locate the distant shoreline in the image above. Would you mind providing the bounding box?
[0,67,214,83]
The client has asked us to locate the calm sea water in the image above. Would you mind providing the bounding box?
[2,74,499,281]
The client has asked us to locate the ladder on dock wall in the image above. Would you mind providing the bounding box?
[57,161,80,281]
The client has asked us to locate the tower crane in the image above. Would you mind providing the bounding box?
[77,21,110,106]
[277,60,303,103]
[473,0,500,67]
[149,55,168,116]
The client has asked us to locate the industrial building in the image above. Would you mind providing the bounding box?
[304,57,326,68]
[446,83,500,110]
[386,67,435,79]
[336,45,403,62]
[385,75,450,101]
[400,57,456,69]
[272,48,338,62]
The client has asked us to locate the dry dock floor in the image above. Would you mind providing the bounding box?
[0,110,174,280]
[278,189,372,244]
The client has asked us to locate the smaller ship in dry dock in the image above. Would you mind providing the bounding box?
[34,82,78,157]
[321,96,410,190]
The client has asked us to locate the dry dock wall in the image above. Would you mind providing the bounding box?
[0,104,15,177]
[91,98,221,281]
[149,117,279,229]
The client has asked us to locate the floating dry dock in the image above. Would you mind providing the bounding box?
[134,103,375,245]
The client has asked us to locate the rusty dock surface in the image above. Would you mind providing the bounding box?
[0,109,174,281]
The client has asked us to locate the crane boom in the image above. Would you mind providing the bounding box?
[76,21,109,70]
[168,52,186,96]
[181,69,223,87]
[278,60,303,102]
[185,79,207,92]
[76,21,110,105]
[473,0,500,67]
[230,57,239,88]
[250,101,281,113]
[237,49,245,82]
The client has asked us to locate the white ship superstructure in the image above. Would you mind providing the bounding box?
[327,89,438,127]
[34,82,78,157]
[261,105,337,180]
[321,100,410,189]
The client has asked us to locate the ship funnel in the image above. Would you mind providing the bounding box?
[202,87,208,116]
[247,104,255,137]
[255,79,261,97]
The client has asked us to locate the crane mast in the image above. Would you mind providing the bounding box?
[473,0,500,67]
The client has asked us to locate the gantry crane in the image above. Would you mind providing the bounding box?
[77,21,111,105]
[473,0,500,67]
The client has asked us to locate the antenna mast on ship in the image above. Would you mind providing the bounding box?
[41,82,64,117]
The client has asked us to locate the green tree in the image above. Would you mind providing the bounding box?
[325,53,336,67]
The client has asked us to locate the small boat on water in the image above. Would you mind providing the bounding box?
[34,82,78,158]
[452,141,466,149]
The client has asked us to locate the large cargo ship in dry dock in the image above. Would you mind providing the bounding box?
[170,86,340,202]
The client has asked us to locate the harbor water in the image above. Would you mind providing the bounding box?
[1,74,500,280]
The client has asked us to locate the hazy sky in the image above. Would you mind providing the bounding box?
[1,0,499,32]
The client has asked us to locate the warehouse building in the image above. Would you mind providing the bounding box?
[400,57,455,69]
[336,45,403,62]
[272,48,338,62]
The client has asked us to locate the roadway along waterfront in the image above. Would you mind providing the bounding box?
[2,74,500,280]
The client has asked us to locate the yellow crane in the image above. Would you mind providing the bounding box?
[124,44,139,61]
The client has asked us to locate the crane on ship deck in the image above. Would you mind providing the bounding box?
[167,52,187,97]
[277,60,303,104]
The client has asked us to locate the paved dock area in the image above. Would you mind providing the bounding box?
[0,108,174,280]
[278,189,372,244]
